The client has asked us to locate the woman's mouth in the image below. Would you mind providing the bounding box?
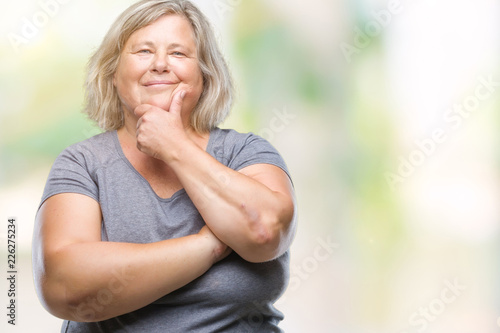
[144,80,177,87]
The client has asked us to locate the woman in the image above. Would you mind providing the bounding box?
[32,0,297,331]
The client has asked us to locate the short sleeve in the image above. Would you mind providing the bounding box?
[40,144,99,208]
[216,131,291,182]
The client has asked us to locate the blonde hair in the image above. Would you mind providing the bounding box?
[84,0,234,132]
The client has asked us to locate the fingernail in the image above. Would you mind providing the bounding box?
[180,91,186,99]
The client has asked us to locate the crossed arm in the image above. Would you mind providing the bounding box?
[33,91,297,322]
[33,195,231,321]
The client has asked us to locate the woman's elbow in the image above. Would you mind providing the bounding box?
[34,273,73,320]
[241,230,288,263]
[38,282,106,322]
[34,267,98,322]
[244,200,297,262]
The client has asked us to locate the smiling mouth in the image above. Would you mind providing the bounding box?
[144,81,177,87]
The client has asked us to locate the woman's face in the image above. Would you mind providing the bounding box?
[114,14,203,123]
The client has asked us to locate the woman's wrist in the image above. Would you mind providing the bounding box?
[160,134,197,165]
[196,226,231,265]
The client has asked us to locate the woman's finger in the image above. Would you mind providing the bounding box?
[169,90,186,116]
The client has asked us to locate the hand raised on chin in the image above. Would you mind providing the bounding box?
[134,90,188,162]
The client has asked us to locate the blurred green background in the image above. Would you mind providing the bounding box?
[1,0,500,332]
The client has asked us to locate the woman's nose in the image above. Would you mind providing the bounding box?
[151,52,170,73]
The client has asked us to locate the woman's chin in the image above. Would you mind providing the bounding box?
[141,94,173,111]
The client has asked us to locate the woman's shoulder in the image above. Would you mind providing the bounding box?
[56,131,118,167]
[209,127,287,172]
[65,130,114,150]
[211,127,271,148]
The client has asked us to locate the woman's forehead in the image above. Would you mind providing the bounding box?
[126,14,196,47]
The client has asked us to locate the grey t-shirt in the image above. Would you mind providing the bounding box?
[40,128,291,333]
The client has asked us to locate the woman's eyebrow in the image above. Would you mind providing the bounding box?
[168,42,192,50]
[131,41,190,49]
[129,40,155,49]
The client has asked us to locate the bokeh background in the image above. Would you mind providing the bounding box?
[1,0,500,332]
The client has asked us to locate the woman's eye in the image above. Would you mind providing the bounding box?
[138,49,152,54]
[172,51,185,56]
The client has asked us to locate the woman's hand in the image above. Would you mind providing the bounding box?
[134,90,188,161]
[198,225,232,263]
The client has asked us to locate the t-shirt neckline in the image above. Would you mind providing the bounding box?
[110,128,220,202]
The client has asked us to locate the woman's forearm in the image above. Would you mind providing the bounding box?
[133,91,296,262]
[37,233,218,322]
[167,141,296,263]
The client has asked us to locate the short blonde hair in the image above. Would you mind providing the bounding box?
[84,0,234,132]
